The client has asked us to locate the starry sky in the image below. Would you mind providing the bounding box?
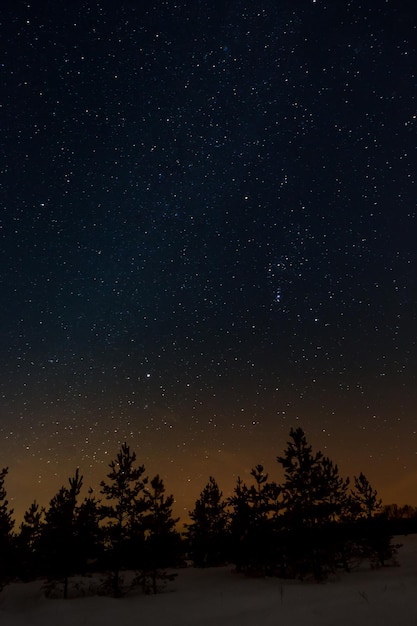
[1,0,416,522]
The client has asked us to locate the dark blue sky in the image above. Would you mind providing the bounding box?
[1,0,416,519]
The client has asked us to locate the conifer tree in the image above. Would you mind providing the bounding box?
[140,474,180,593]
[227,476,252,571]
[20,501,44,545]
[249,465,269,518]
[317,456,351,523]
[99,443,148,596]
[17,501,44,581]
[277,427,325,528]
[277,428,350,527]
[73,489,102,573]
[40,468,83,598]
[277,428,351,579]
[228,467,283,575]
[351,472,382,519]
[350,472,394,567]
[186,476,228,567]
[249,466,282,574]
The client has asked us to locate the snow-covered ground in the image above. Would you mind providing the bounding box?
[1,535,416,626]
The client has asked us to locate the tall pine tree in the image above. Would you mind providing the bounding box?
[99,443,148,596]
[277,428,351,579]
[350,472,395,567]
[140,474,180,593]
[227,467,283,575]
[227,476,252,571]
[351,472,382,519]
[186,477,228,567]
[73,489,102,573]
[17,501,44,581]
[40,469,83,598]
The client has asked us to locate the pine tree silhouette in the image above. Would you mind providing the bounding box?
[140,474,180,593]
[73,488,102,574]
[277,428,352,579]
[99,443,148,596]
[350,472,395,567]
[17,501,44,581]
[40,468,83,598]
[186,477,228,567]
[227,476,252,572]
[352,472,382,519]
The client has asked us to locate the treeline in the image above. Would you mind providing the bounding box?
[0,444,181,597]
[185,428,404,580]
[0,428,410,597]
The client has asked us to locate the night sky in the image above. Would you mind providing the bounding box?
[1,1,416,522]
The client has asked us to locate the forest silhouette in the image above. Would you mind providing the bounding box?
[1,428,415,598]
